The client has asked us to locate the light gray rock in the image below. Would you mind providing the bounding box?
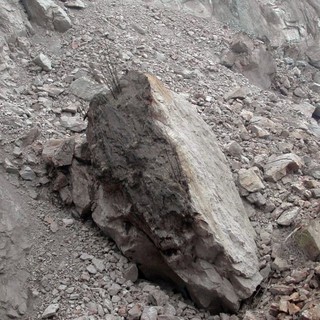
[224,86,250,100]
[264,153,303,182]
[64,0,86,9]
[69,77,105,101]
[19,166,36,181]
[87,71,262,313]
[276,207,300,226]
[33,53,52,71]
[4,158,19,174]
[41,303,59,319]
[21,0,72,32]
[141,306,158,320]
[60,115,87,132]
[238,167,265,192]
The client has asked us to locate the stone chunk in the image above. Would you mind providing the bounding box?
[21,0,72,32]
[41,303,59,319]
[64,0,86,9]
[238,167,264,192]
[19,166,36,181]
[224,86,250,100]
[276,207,299,226]
[123,264,139,282]
[42,138,75,167]
[141,306,158,320]
[264,153,303,182]
[69,77,105,101]
[87,71,261,313]
[33,53,52,71]
[295,220,320,261]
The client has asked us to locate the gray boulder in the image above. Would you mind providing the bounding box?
[86,71,262,313]
[21,0,72,32]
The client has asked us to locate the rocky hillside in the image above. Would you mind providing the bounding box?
[0,0,320,320]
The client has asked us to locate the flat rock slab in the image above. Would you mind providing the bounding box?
[86,71,261,313]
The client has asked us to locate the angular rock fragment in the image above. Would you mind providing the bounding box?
[276,207,299,226]
[295,220,320,261]
[86,71,261,313]
[238,167,265,192]
[33,53,52,71]
[69,77,105,101]
[21,0,72,32]
[41,303,59,319]
[42,138,75,167]
[264,153,303,182]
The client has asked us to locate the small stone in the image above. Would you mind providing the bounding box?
[278,299,288,313]
[33,53,52,71]
[128,304,142,320]
[276,207,299,226]
[141,306,158,320]
[295,220,320,261]
[92,258,105,272]
[4,158,19,174]
[64,0,86,9]
[123,264,139,282]
[270,285,294,295]
[271,257,290,272]
[62,218,74,226]
[109,283,121,296]
[41,304,59,319]
[80,253,93,260]
[238,167,264,192]
[224,86,250,100]
[86,264,97,274]
[288,302,300,315]
[225,141,242,157]
[19,166,36,181]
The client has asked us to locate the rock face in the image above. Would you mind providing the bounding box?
[180,0,320,47]
[86,71,261,313]
[21,0,72,32]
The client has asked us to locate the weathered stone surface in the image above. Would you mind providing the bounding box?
[224,86,249,100]
[60,115,87,132]
[295,220,320,261]
[140,306,158,320]
[42,138,75,167]
[33,53,52,71]
[276,207,299,226]
[64,0,86,9]
[41,303,59,319]
[69,77,105,101]
[264,153,303,182]
[86,71,261,313]
[238,167,265,192]
[21,0,72,32]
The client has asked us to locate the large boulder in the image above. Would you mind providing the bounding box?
[21,0,72,32]
[86,71,262,313]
